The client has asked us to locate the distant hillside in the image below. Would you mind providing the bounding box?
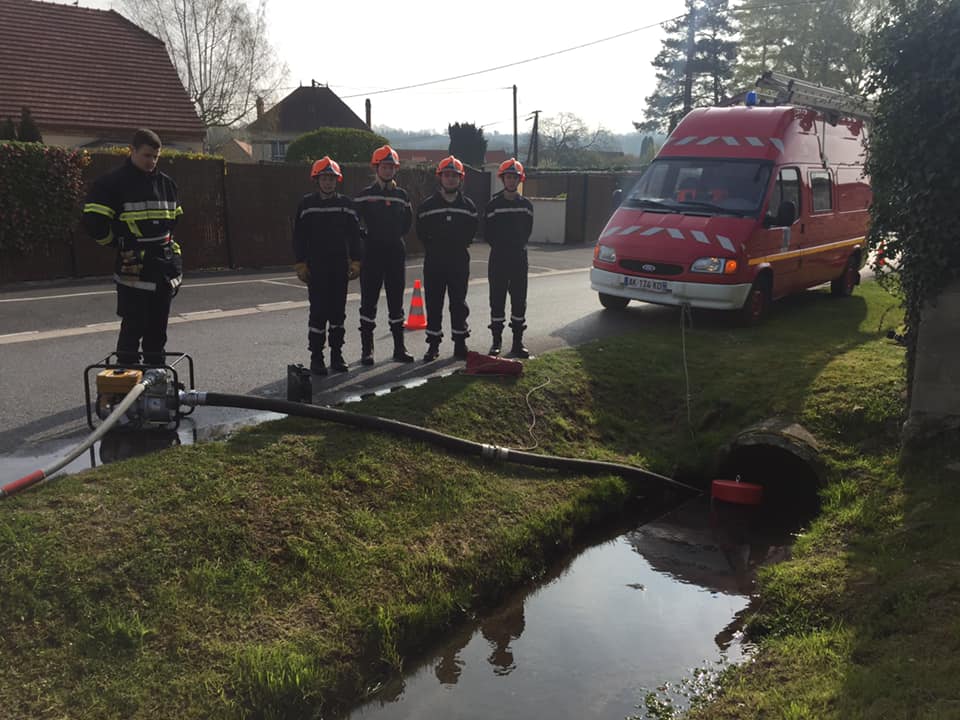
[374,125,665,157]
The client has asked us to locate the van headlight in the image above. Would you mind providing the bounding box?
[691,257,739,274]
[596,244,616,263]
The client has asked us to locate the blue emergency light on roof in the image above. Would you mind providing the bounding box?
[746,90,758,106]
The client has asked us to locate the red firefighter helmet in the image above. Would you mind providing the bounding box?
[436,155,465,176]
[310,156,343,181]
[497,157,525,182]
[370,145,400,167]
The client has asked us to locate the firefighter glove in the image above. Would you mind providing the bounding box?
[348,260,362,280]
[294,262,310,283]
[169,275,182,298]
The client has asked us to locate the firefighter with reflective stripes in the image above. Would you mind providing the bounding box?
[292,156,363,375]
[484,158,534,357]
[353,145,414,365]
[416,156,479,361]
[82,128,182,365]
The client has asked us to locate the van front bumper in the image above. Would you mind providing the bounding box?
[590,267,752,310]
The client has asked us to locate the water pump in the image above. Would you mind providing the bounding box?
[84,351,196,430]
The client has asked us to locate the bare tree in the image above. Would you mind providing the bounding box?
[119,0,287,127]
[538,113,617,167]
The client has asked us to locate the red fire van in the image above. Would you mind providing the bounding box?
[591,86,871,322]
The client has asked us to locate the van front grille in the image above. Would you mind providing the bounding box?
[619,260,684,276]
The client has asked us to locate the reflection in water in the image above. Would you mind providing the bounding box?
[0,409,280,485]
[434,591,527,686]
[98,428,183,465]
[345,495,803,720]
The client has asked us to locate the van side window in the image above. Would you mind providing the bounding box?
[769,168,800,214]
[811,171,833,212]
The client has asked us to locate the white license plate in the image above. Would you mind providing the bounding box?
[623,276,670,293]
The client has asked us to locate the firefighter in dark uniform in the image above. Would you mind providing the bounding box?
[416,155,479,361]
[292,156,363,375]
[484,158,534,358]
[82,128,182,365]
[354,145,414,365]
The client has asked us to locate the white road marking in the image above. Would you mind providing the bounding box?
[0,267,587,345]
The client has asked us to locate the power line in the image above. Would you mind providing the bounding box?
[340,16,684,100]
[336,0,831,102]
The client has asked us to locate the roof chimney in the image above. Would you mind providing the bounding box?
[255,96,264,119]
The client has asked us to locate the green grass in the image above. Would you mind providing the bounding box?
[0,281,931,719]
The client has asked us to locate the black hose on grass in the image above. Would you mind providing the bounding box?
[181,391,700,496]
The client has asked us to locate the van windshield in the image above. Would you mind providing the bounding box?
[623,158,773,217]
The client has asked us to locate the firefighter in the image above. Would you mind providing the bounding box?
[354,145,414,365]
[484,158,534,357]
[82,128,182,365]
[416,155,479,361]
[292,156,363,375]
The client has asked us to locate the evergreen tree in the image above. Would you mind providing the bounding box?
[447,122,487,167]
[734,0,870,92]
[17,107,43,143]
[0,117,16,141]
[694,0,738,105]
[636,0,738,134]
[640,135,656,164]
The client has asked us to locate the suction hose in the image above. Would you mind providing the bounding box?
[0,370,165,499]
[180,391,700,496]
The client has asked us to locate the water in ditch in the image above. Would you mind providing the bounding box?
[343,495,804,720]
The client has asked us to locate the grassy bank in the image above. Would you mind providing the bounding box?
[0,281,915,719]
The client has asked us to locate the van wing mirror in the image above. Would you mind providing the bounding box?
[765,200,796,227]
[612,188,623,209]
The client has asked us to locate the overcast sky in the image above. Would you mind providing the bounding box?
[75,0,689,135]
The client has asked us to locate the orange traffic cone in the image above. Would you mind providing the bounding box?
[404,279,427,330]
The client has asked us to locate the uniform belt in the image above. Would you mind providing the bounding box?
[136,232,172,244]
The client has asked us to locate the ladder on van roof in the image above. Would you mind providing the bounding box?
[755,71,874,123]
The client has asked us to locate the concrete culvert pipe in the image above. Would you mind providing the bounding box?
[715,418,825,515]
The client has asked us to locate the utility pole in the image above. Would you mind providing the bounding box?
[525,110,541,167]
[512,84,518,159]
[682,0,697,115]
[365,98,371,128]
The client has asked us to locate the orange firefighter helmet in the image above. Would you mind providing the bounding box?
[310,156,343,181]
[436,155,465,176]
[497,157,525,182]
[370,145,400,167]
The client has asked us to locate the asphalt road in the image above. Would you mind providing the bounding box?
[0,242,672,477]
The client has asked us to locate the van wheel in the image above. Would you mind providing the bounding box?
[738,278,770,325]
[831,256,859,297]
[599,293,630,311]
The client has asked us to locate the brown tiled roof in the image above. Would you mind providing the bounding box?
[246,86,369,135]
[0,0,204,139]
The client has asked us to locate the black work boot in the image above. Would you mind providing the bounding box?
[310,352,328,375]
[329,348,348,373]
[453,337,469,359]
[423,339,441,362]
[360,329,374,366]
[328,327,348,372]
[391,326,414,363]
[508,328,530,359]
[488,324,503,356]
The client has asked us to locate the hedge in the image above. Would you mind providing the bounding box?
[0,141,87,255]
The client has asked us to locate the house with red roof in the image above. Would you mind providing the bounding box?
[244,84,371,162]
[0,0,205,150]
